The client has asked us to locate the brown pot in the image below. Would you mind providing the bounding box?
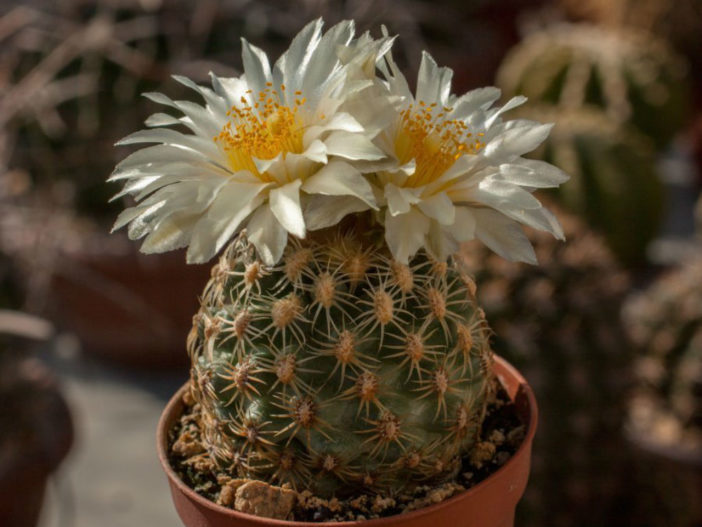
[49,237,210,370]
[156,355,537,527]
[0,359,74,527]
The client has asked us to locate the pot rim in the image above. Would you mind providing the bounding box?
[156,354,537,526]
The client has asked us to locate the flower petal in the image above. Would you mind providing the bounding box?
[324,131,386,160]
[416,51,453,106]
[499,159,570,188]
[247,205,288,265]
[241,39,272,95]
[304,195,369,231]
[269,180,305,238]
[384,208,430,264]
[385,183,421,216]
[417,192,455,225]
[472,208,537,264]
[301,160,377,208]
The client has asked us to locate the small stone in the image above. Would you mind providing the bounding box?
[172,431,205,457]
[488,429,506,446]
[217,478,248,507]
[469,441,497,468]
[234,480,297,520]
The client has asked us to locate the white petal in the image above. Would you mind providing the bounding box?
[385,183,421,216]
[499,159,569,188]
[140,211,198,254]
[303,112,364,144]
[185,183,268,263]
[324,131,386,160]
[449,207,477,242]
[485,96,527,128]
[483,123,553,161]
[426,220,459,261]
[474,179,543,211]
[472,208,537,264]
[301,139,328,164]
[384,208,430,264]
[448,87,501,119]
[241,39,272,95]
[416,51,453,106]
[301,160,377,208]
[304,195,369,231]
[417,192,455,225]
[145,113,181,127]
[269,180,305,238]
[247,206,288,265]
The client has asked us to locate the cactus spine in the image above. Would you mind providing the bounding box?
[187,223,494,497]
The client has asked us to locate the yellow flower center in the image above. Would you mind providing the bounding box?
[214,83,306,182]
[395,101,484,187]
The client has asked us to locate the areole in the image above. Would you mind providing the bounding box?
[156,355,537,527]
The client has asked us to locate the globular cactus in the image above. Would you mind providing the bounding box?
[514,106,663,266]
[461,208,634,527]
[625,257,702,453]
[497,24,690,150]
[187,224,493,497]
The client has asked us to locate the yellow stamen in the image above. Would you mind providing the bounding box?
[213,87,306,181]
[394,102,485,187]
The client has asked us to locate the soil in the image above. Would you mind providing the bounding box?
[168,384,525,522]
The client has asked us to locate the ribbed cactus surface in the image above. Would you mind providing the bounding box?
[187,227,493,497]
[462,208,634,527]
[497,24,689,150]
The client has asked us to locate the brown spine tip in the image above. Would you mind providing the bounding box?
[433,367,449,395]
[321,454,339,472]
[271,294,302,328]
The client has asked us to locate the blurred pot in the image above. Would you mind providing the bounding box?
[49,235,209,370]
[0,358,73,527]
[156,355,537,527]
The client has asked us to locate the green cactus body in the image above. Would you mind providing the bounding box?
[497,24,690,150]
[187,227,493,497]
[518,106,663,266]
[462,208,634,527]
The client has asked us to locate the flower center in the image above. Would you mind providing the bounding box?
[395,101,484,187]
[214,83,306,181]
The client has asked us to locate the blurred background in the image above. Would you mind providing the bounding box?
[0,1,700,526]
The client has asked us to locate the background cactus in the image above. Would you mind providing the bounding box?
[186,221,494,498]
[511,106,663,266]
[623,254,702,527]
[461,207,635,527]
[496,23,690,150]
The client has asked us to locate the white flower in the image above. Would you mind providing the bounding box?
[109,19,391,265]
[373,49,569,264]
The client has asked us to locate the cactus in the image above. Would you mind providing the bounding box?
[187,222,493,497]
[625,256,702,452]
[109,19,569,509]
[514,106,663,266]
[461,207,635,527]
[497,23,690,150]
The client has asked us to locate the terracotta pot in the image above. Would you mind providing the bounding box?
[0,359,74,527]
[49,238,210,370]
[156,355,537,527]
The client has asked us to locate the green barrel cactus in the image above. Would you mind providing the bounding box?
[517,106,664,266]
[497,23,690,150]
[187,226,493,496]
[462,207,635,527]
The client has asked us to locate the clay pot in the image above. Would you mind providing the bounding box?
[49,238,210,370]
[156,355,537,527]
[0,359,74,527]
